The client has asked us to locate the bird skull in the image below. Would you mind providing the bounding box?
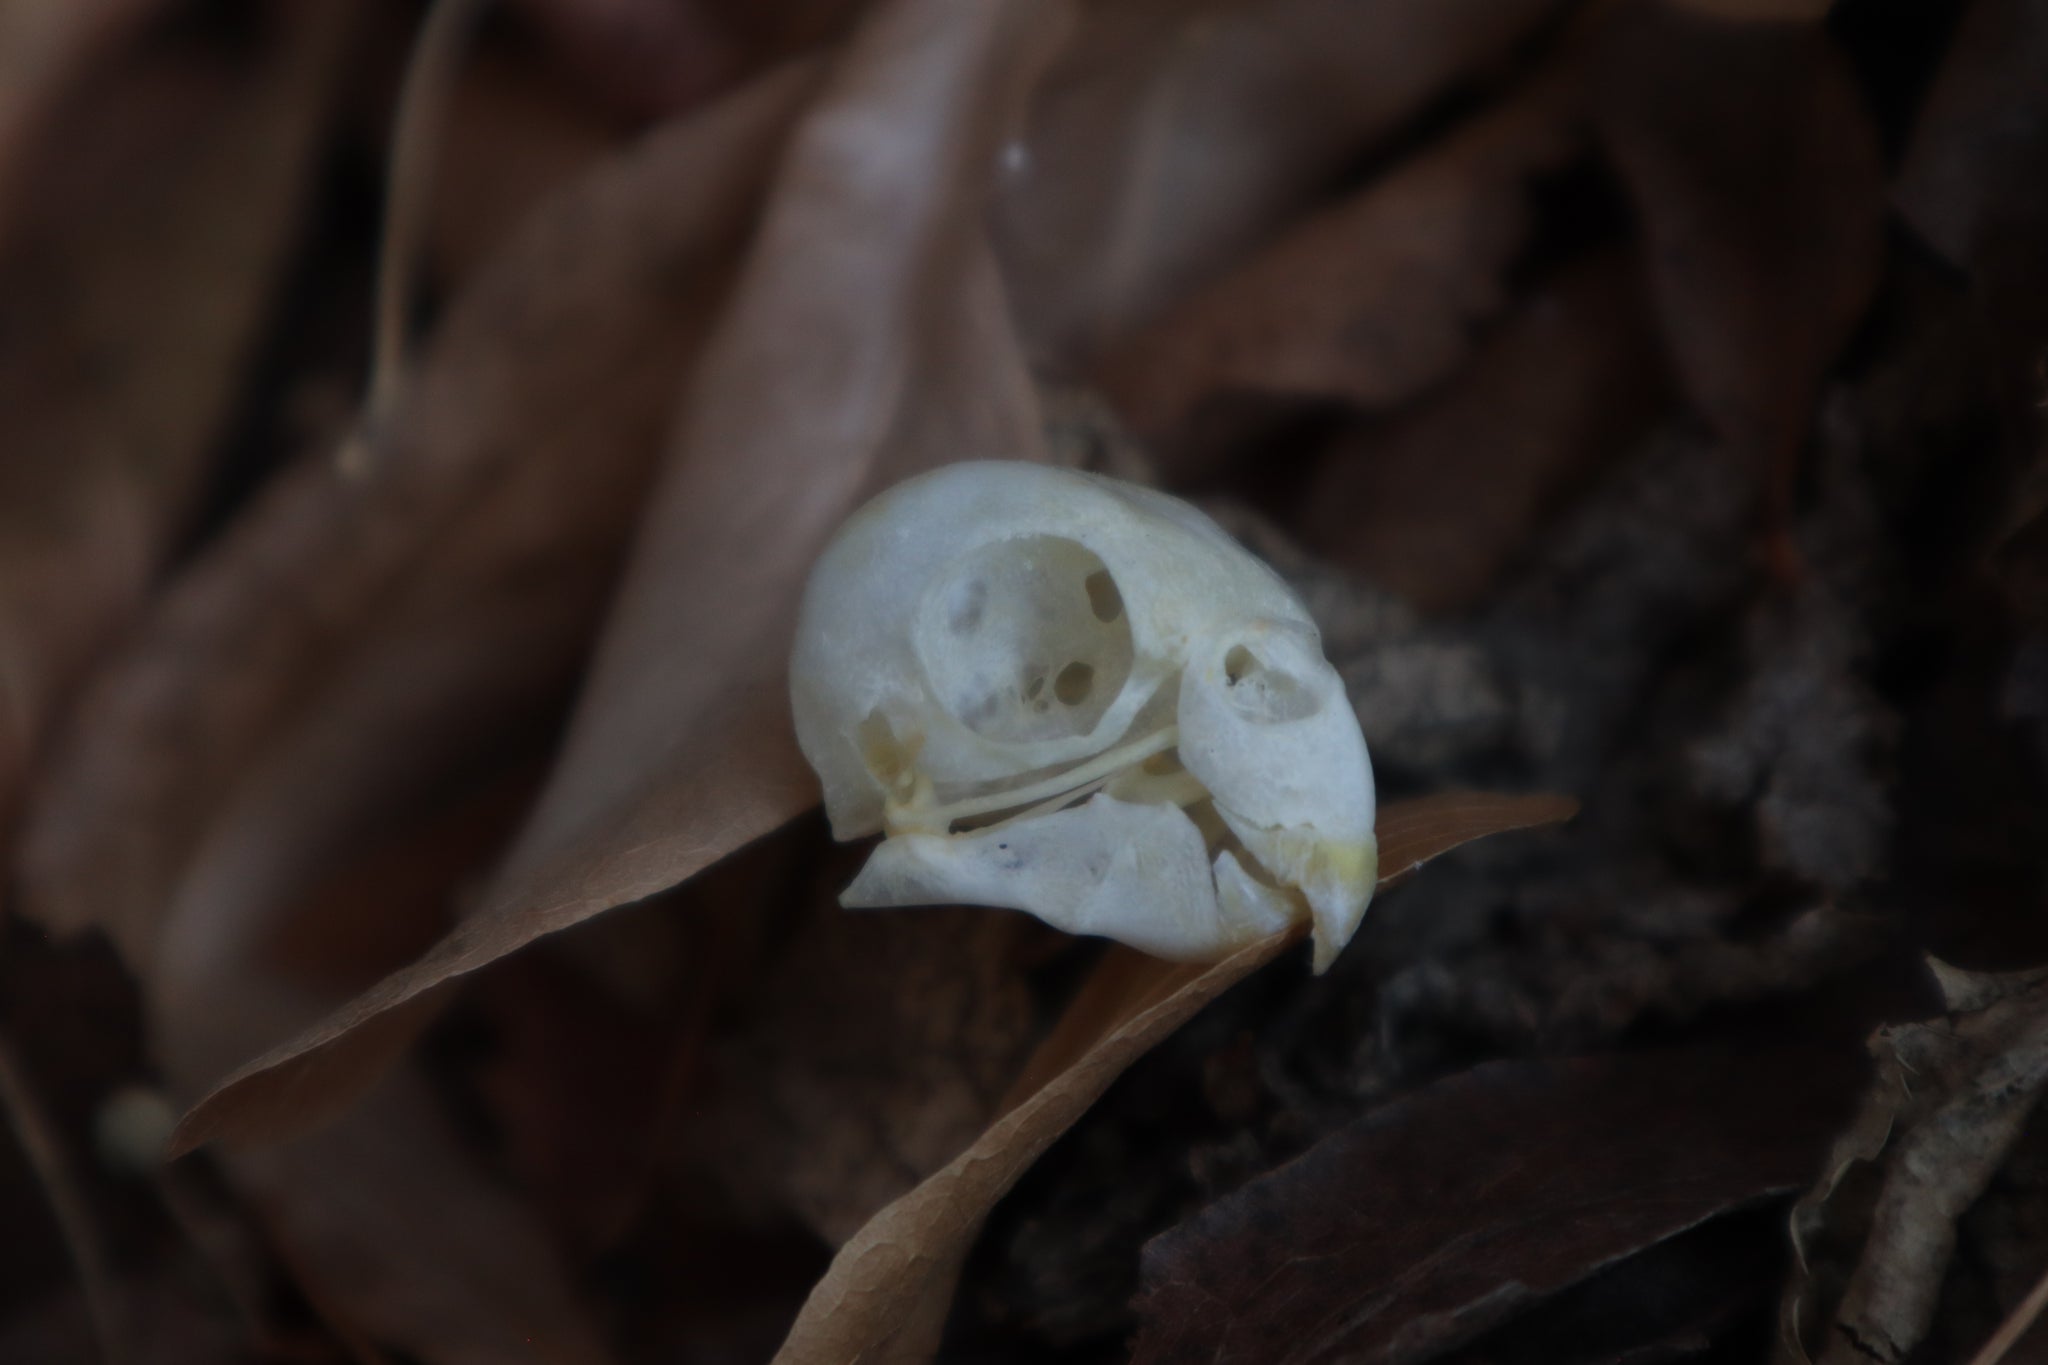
[790,461,1376,971]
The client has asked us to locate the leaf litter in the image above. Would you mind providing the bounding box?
[3,0,2048,1362]
[769,792,1575,1365]
[994,0,1575,367]
[166,0,1069,1158]
[0,0,354,837]
[21,49,825,1124]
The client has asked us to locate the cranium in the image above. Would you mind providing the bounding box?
[790,461,1377,971]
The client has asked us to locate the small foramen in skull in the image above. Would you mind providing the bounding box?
[789,461,1378,973]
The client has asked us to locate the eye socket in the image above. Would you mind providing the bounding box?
[915,535,1134,743]
[1219,641,1320,723]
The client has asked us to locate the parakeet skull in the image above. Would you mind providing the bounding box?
[790,461,1376,971]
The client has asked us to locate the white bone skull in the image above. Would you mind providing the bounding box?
[790,461,1377,972]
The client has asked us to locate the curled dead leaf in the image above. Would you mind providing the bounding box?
[1780,960,2048,1365]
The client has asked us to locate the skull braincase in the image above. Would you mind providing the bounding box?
[790,461,1377,971]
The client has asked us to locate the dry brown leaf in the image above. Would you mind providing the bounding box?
[507,0,746,119]
[1374,789,1581,884]
[430,46,624,289]
[467,941,686,1255]
[996,0,1575,367]
[0,0,169,228]
[1132,1046,1859,1365]
[1992,509,2048,628]
[0,0,351,834]
[1591,0,1884,540]
[1893,0,2048,344]
[768,790,1577,1365]
[229,1077,616,1365]
[152,760,617,1365]
[19,81,820,1311]
[450,0,1065,966]
[686,854,1045,1245]
[0,1268,248,1365]
[170,0,1069,1157]
[0,1031,122,1362]
[1296,251,1666,611]
[770,934,1297,1365]
[1967,1268,2048,1365]
[1670,0,1834,18]
[1103,67,1584,469]
[21,60,820,975]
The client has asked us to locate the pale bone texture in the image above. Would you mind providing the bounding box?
[791,461,1377,971]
